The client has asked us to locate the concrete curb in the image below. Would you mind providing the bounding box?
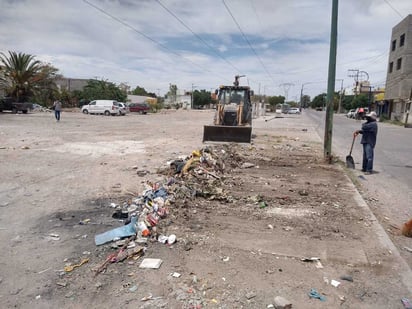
[344,172,412,294]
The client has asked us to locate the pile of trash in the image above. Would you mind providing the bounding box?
[92,145,243,275]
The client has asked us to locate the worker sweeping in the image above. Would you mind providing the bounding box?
[353,111,378,174]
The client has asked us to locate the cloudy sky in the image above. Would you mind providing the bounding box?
[1,0,411,100]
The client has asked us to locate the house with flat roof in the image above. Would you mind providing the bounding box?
[384,14,412,124]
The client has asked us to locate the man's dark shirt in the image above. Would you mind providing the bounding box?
[360,121,378,148]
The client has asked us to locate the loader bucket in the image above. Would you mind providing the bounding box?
[203,125,252,143]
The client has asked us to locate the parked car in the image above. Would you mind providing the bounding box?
[287,108,300,114]
[0,97,32,114]
[129,102,150,114]
[81,100,121,116]
[346,109,356,118]
[118,102,129,115]
[315,107,323,111]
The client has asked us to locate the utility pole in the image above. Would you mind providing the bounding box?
[324,0,338,163]
[191,83,197,109]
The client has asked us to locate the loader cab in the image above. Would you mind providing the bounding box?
[218,88,249,106]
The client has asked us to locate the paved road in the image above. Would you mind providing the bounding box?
[305,109,412,224]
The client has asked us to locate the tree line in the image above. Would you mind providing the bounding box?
[1,50,371,111]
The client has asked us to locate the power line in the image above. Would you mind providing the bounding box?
[383,0,404,19]
[82,0,229,82]
[222,0,276,85]
[155,0,242,75]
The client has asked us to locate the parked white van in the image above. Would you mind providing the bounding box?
[81,100,121,116]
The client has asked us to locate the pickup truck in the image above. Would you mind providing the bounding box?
[0,97,33,114]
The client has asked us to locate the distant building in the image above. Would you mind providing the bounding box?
[164,89,191,109]
[384,14,412,123]
[127,95,157,105]
[55,78,90,92]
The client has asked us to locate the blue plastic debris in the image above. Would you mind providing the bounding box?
[95,216,137,246]
[308,288,326,301]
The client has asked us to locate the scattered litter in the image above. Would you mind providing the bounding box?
[141,294,153,301]
[35,295,41,300]
[95,216,137,245]
[308,288,326,301]
[158,235,169,244]
[171,272,181,278]
[274,295,292,309]
[79,219,90,225]
[402,297,412,309]
[139,258,163,269]
[141,294,163,301]
[404,246,412,253]
[37,268,51,274]
[56,282,67,287]
[222,256,230,262]
[128,285,138,292]
[112,210,128,219]
[268,224,274,229]
[168,234,177,244]
[331,279,341,287]
[47,233,60,241]
[64,258,89,272]
[301,257,323,268]
[298,190,309,196]
[245,291,256,299]
[340,275,353,282]
[241,162,255,169]
[65,291,74,298]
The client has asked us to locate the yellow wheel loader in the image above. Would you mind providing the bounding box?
[203,76,253,143]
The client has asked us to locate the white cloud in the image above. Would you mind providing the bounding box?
[0,0,411,98]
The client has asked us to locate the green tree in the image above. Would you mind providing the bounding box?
[0,51,58,102]
[311,93,326,109]
[81,79,126,102]
[193,89,212,108]
[31,63,61,106]
[131,86,148,96]
[352,94,369,109]
[341,95,354,111]
[268,95,285,108]
[301,94,311,108]
[167,84,177,103]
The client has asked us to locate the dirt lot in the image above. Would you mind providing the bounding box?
[0,110,411,308]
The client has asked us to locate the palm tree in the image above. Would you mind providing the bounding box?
[0,51,42,102]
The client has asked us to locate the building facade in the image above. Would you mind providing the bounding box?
[55,78,90,92]
[384,14,412,123]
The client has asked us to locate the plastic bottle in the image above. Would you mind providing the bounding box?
[137,220,150,237]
